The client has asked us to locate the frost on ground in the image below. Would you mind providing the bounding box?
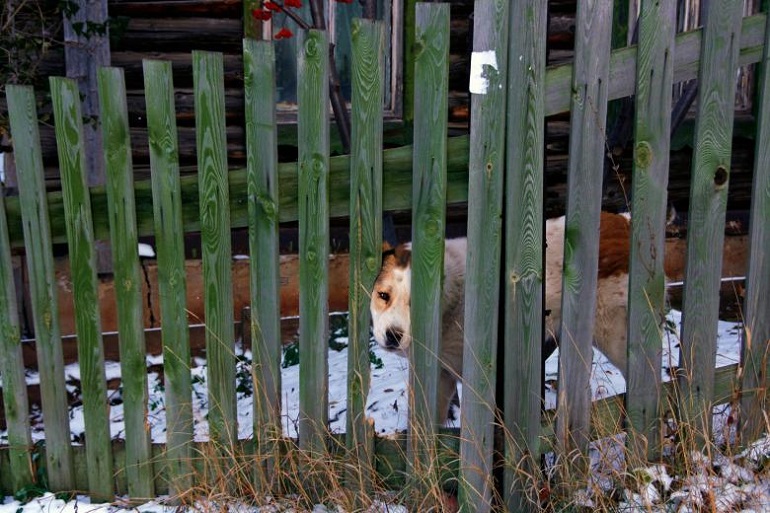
[1,310,768,511]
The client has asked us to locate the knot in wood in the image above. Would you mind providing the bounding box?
[634,141,653,169]
[304,35,321,59]
[306,250,317,262]
[714,166,729,188]
[366,256,378,272]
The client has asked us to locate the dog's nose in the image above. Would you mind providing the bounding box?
[384,329,403,349]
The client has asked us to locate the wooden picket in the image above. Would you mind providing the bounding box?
[677,0,743,447]
[50,77,114,501]
[459,1,509,511]
[143,59,194,496]
[97,67,155,498]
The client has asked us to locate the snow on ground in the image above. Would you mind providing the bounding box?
[2,310,768,512]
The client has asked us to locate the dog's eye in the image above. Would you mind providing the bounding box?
[377,291,390,303]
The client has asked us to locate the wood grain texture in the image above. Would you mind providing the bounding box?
[0,187,34,492]
[502,1,547,511]
[97,67,155,499]
[741,7,770,444]
[297,29,330,458]
[5,85,74,491]
[457,1,508,511]
[143,59,194,496]
[243,38,282,493]
[193,50,237,452]
[408,2,449,498]
[346,19,384,500]
[678,1,743,446]
[555,0,612,473]
[50,76,114,501]
[625,0,676,460]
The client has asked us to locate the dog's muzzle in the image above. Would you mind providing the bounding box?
[384,328,403,350]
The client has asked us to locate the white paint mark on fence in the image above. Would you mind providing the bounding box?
[469,50,498,95]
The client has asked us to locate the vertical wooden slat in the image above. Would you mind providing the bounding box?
[555,0,613,471]
[677,1,743,446]
[503,1,547,511]
[97,67,155,499]
[740,4,770,444]
[5,85,74,492]
[243,38,282,493]
[458,1,508,511]
[0,186,34,492]
[193,50,237,453]
[143,59,193,497]
[297,28,330,458]
[50,76,114,501]
[409,1,449,500]
[346,18,384,502]
[625,0,676,461]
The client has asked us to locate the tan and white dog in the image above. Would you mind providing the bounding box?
[370,212,633,420]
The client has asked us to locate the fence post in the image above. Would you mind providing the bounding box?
[555,0,613,484]
[677,1,743,447]
[193,50,237,459]
[5,85,75,492]
[0,186,34,492]
[503,1,547,510]
[408,2,449,505]
[625,0,676,461]
[50,76,114,501]
[297,28,330,472]
[243,38,283,495]
[740,4,770,445]
[143,59,194,498]
[346,18,385,504]
[457,0,509,511]
[97,66,155,499]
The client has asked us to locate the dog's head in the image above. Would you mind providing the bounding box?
[370,244,412,357]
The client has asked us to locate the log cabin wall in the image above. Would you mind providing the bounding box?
[1,0,761,223]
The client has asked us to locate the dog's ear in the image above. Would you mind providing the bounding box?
[392,244,411,267]
[382,240,394,253]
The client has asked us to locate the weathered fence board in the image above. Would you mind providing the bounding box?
[678,0,743,446]
[242,38,282,494]
[625,0,676,460]
[556,0,613,470]
[503,1,547,510]
[740,6,770,444]
[0,188,33,491]
[97,67,155,499]
[297,29,330,459]
[193,50,237,454]
[408,3,450,501]
[346,18,385,502]
[458,0,508,511]
[50,77,114,500]
[5,85,75,492]
[143,59,194,497]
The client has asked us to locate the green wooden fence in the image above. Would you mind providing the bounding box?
[1,1,769,511]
